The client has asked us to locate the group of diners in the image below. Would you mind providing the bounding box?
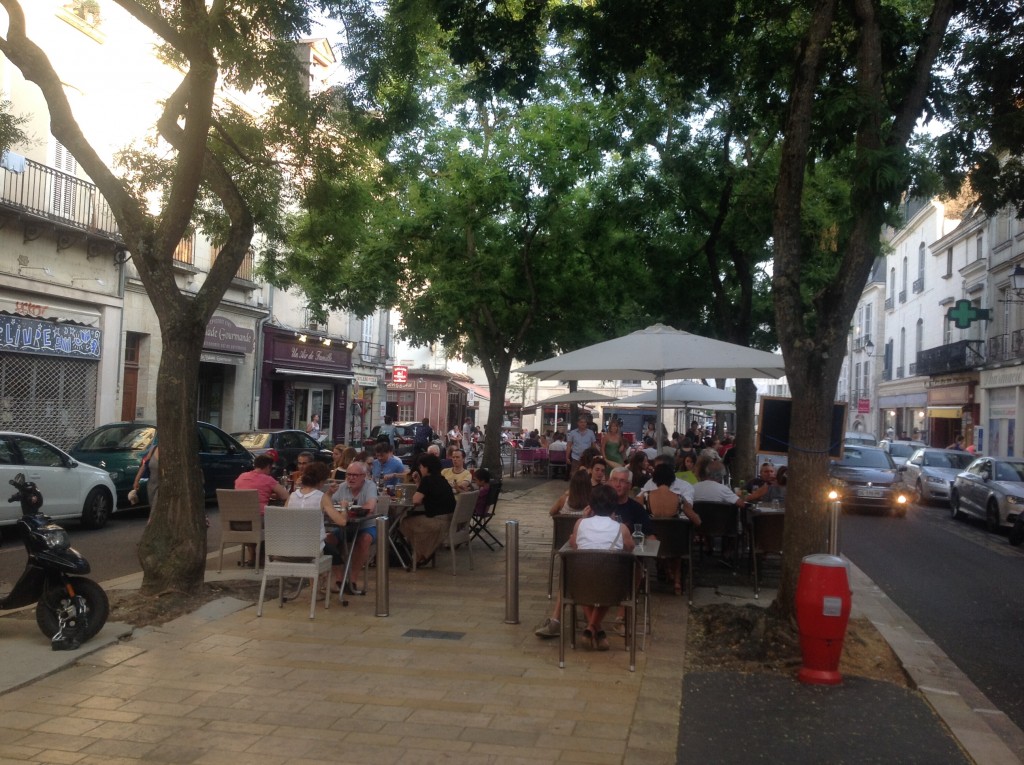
[230,439,495,599]
[534,440,788,648]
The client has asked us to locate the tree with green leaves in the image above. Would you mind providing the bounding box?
[0,0,351,594]
[270,19,648,471]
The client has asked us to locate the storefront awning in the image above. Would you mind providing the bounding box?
[201,351,244,366]
[275,367,354,381]
[450,379,491,400]
[927,406,962,418]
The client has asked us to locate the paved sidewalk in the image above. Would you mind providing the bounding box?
[0,477,1020,764]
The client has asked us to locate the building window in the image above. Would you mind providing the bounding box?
[976,233,984,261]
[946,247,953,277]
[899,327,906,377]
[889,267,896,299]
[397,391,415,421]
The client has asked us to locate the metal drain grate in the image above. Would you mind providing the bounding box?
[402,629,466,641]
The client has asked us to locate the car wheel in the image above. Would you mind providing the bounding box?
[1010,516,1024,547]
[81,487,112,529]
[985,501,1001,533]
[950,489,963,520]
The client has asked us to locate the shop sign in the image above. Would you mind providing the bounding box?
[355,374,378,387]
[857,398,870,413]
[393,365,408,384]
[204,316,254,354]
[0,314,101,360]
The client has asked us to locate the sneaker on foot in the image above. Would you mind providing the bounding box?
[534,618,561,638]
[595,630,610,651]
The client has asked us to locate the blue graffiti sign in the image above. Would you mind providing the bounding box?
[0,314,102,360]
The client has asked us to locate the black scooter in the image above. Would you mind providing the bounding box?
[1,474,109,650]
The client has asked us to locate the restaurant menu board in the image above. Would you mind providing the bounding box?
[757,396,846,458]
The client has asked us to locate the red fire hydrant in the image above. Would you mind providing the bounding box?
[795,553,851,685]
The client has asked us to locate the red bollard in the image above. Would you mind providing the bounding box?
[795,554,851,685]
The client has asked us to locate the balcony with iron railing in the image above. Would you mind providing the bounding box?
[897,365,904,379]
[899,289,907,303]
[212,246,255,282]
[885,297,894,310]
[883,366,893,381]
[912,277,924,293]
[915,339,986,376]
[989,333,1008,363]
[0,157,121,240]
[360,341,388,365]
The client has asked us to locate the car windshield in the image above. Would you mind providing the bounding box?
[838,448,893,469]
[75,425,155,452]
[995,462,1024,482]
[888,443,918,458]
[922,452,974,469]
[234,432,270,449]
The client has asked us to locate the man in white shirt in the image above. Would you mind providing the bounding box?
[693,459,745,506]
[566,415,598,475]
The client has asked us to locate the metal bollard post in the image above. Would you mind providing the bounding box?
[504,520,519,624]
[827,491,841,556]
[375,516,389,617]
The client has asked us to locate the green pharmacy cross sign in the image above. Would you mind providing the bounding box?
[946,299,991,329]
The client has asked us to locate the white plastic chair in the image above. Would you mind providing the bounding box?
[215,489,264,573]
[257,507,331,619]
[446,490,478,575]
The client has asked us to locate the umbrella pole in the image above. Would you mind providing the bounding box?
[656,375,665,451]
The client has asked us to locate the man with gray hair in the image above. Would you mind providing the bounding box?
[692,458,745,506]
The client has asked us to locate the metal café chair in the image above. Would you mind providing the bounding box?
[749,511,785,598]
[558,549,639,672]
[693,501,742,573]
[648,516,694,605]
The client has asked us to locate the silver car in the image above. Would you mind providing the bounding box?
[951,456,1024,532]
[879,439,927,466]
[0,432,117,529]
[900,448,974,505]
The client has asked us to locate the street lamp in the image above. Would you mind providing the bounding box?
[1002,264,1024,303]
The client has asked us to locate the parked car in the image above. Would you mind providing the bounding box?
[829,445,908,516]
[0,432,117,528]
[69,422,253,508]
[843,431,878,447]
[879,439,927,466]
[899,448,975,505]
[950,456,1024,532]
[231,429,332,476]
[363,422,423,462]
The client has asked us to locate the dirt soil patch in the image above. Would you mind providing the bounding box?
[686,603,910,687]
[106,579,267,628]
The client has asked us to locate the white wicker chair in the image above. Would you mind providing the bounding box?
[257,507,331,619]
[215,489,264,573]
[446,490,478,576]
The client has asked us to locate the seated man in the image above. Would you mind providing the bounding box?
[745,462,785,505]
[233,454,290,565]
[331,463,378,596]
[693,457,745,507]
[371,442,408,488]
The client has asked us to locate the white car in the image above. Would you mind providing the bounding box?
[899,448,975,505]
[879,439,927,466]
[0,432,117,529]
[951,456,1024,532]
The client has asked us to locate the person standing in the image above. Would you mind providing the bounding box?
[414,417,435,455]
[601,418,626,468]
[306,414,321,443]
[566,415,598,477]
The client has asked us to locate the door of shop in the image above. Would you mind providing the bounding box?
[293,384,332,441]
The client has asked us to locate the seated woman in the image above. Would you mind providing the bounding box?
[549,468,594,517]
[568,484,635,651]
[401,453,456,567]
[287,461,350,592]
[627,451,651,494]
[645,463,701,595]
[675,452,698,484]
[472,468,493,516]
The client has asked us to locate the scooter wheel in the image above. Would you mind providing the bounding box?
[35,577,110,643]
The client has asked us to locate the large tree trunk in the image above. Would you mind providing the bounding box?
[137,319,208,594]
[481,362,511,476]
[730,378,758,485]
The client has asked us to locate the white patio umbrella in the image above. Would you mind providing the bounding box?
[612,381,735,408]
[515,324,785,447]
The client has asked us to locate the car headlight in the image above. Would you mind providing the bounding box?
[1005,495,1024,506]
[924,475,945,484]
[41,526,71,551]
[894,493,908,505]
[830,477,847,489]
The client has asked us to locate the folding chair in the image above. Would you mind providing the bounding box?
[558,549,639,672]
[469,480,503,550]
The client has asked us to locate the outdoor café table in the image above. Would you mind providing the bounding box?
[742,504,785,596]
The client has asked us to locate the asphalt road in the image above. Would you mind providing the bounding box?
[0,503,227,589]
[841,501,1024,733]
